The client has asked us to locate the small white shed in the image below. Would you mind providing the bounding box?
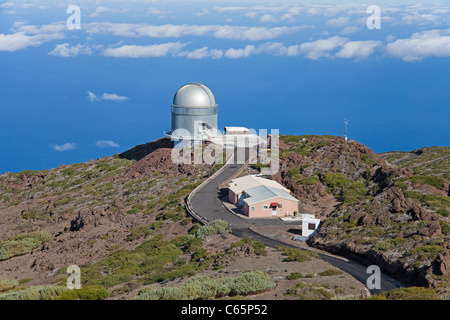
[302,218,321,237]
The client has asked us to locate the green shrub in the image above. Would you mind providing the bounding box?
[179,234,203,253]
[136,272,274,300]
[322,173,369,205]
[136,276,233,300]
[408,175,446,189]
[18,278,33,285]
[287,272,303,280]
[0,286,68,300]
[56,285,110,300]
[406,245,446,261]
[380,287,440,300]
[148,265,197,284]
[230,271,275,296]
[404,191,450,212]
[0,279,19,293]
[0,231,51,261]
[285,282,334,300]
[181,276,233,299]
[437,208,449,217]
[81,235,182,289]
[135,286,188,300]
[361,154,377,166]
[278,246,320,262]
[287,167,301,178]
[196,220,229,238]
[298,175,319,185]
[374,238,407,252]
[318,269,343,277]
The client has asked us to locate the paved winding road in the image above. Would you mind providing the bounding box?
[189,147,403,294]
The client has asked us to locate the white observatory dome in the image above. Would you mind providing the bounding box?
[173,83,216,108]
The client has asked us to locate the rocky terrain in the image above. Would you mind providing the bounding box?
[270,135,449,295]
[0,136,448,300]
[0,137,369,300]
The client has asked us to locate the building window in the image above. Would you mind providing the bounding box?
[308,223,316,231]
[278,203,283,208]
[251,206,255,211]
[263,205,268,210]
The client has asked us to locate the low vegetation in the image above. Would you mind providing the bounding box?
[285,282,334,300]
[277,246,320,262]
[0,279,18,293]
[134,271,275,300]
[370,287,441,300]
[55,285,111,300]
[195,219,229,239]
[318,269,344,277]
[0,231,51,261]
[0,286,68,300]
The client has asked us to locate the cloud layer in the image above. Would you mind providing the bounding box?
[50,142,77,152]
[385,29,450,61]
[87,91,129,102]
[2,3,450,62]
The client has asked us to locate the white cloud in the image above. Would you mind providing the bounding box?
[400,12,444,27]
[214,25,304,41]
[88,91,128,102]
[96,140,119,148]
[101,93,128,102]
[87,91,99,102]
[195,8,210,17]
[51,143,77,152]
[281,6,303,21]
[335,40,382,59]
[341,26,359,35]
[224,45,257,59]
[214,5,284,15]
[223,42,300,59]
[0,2,14,9]
[0,22,65,52]
[89,6,127,18]
[146,7,168,16]
[49,43,99,57]
[103,42,187,58]
[299,36,348,60]
[0,30,64,52]
[178,46,223,59]
[84,22,304,41]
[326,16,349,28]
[259,14,277,23]
[385,29,450,61]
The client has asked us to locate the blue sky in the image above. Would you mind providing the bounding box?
[0,0,449,173]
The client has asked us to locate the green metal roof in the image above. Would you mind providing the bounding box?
[242,185,298,206]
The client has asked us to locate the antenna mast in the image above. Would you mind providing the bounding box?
[344,118,349,143]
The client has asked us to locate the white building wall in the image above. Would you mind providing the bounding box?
[302,218,321,237]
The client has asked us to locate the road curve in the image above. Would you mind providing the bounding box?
[188,147,403,294]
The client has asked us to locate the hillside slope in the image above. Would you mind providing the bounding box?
[0,137,371,300]
[270,135,449,292]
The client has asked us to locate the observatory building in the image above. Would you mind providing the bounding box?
[166,83,218,145]
[165,82,267,149]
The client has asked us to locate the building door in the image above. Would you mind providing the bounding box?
[270,203,278,216]
[271,207,277,216]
